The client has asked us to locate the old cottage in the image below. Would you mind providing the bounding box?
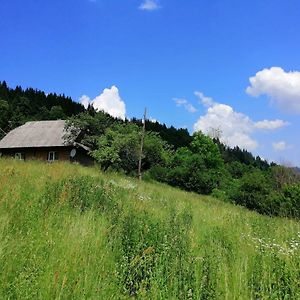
[0,120,93,165]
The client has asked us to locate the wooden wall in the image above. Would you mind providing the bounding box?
[0,147,94,166]
[0,147,71,162]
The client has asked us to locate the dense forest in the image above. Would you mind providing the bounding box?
[0,81,84,138]
[1,81,300,219]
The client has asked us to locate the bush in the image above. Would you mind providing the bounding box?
[230,171,272,214]
[228,172,300,219]
[150,133,225,195]
[281,184,300,218]
[92,124,171,175]
[147,165,169,183]
[226,161,252,179]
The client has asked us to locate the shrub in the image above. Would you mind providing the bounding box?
[230,171,272,214]
[150,133,226,195]
[281,184,300,218]
[226,161,252,179]
[147,165,169,183]
[92,124,171,175]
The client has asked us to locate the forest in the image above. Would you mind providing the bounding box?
[0,81,84,138]
[1,81,300,220]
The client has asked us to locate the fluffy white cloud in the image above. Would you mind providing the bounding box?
[272,141,290,151]
[194,100,257,150]
[80,86,126,120]
[246,67,300,113]
[254,119,289,130]
[139,0,160,11]
[173,98,197,113]
[193,92,288,150]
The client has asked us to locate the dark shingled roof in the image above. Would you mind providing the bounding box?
[0,120,72,149]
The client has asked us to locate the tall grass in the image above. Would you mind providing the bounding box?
[0,159,299,299]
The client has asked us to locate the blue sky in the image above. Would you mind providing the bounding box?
[1,0,300,165]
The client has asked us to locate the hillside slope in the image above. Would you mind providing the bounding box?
[0,159,299,299]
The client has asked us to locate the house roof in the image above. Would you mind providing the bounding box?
[0,120,73,149]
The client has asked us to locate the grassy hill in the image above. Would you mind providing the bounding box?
[0,159,299,299]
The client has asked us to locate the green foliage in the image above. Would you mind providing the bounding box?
[147,165,169,182]
[143,131,172,169]
[226,169,300,219]
[150,132,225,194]
[9,96,32,128]
[230,171,272,213]
[132,118,192,149]
[169,147,220,194]
[65,111,119,149]
[49,105,66,120]
[281,184,300,218]
[0,81,84,133]
[226,161,252,179]
[0,99,9,127]
[92,124,140,173]
[190,132,224,169]
[92,123,171,175]
[215,139,270,170]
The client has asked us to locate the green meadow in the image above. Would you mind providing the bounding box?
[0,159,299,299]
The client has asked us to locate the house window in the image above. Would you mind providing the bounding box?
[48,151,58,162]
[15,152,25,160]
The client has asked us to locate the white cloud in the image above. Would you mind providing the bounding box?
[80,95,91,109]
[272,141,291,151]
[194,100,257,150]
[254,119,289,130]
[193,91,288,151]
[149,117,160,123]
[79,86,126,120]
[173,98,197,113]
[194,91,214,107]
[139,0,160,11]
[246,67,300,113]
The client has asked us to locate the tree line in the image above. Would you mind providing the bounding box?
[67,109,300,220]
[1,81,300,219]
[0,81,84,138]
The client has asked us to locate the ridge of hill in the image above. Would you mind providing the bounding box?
[2,81,300,222]
[0,81,269,169]
[0,81,84,137]
[293,167,300,174]
[0,159,299,299]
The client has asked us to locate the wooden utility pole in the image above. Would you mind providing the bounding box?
[138,108,147,181]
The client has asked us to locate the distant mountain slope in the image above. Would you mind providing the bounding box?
[293,167,300,174]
